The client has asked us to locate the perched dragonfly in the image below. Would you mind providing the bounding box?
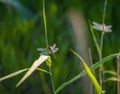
[92,21,112,33]
[37,44,59,56]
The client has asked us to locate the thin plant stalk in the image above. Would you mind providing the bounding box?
[46,58,56,94]
[89,48,94,69]
[99,0,107,88]
[43,0,48,48]
[100,0,108,59]
[102,0,107,25]
[89,48,96,94]
[89,21,101,58]
[99,31,104,88]
[42,0,55,94]
[99,33,104,60]
[49,65,56,94]
[117,53,120,94]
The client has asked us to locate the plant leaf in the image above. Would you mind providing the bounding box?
[55,50,118,94]
[89,22,101,57]
[36,68,51,74]
[0,68,29,82]
[103,71,117,76]
[83,61,103,94]
[104,77,120,82]
[0,66,50,83]
[70,49,103,94]
[16,55,49,87]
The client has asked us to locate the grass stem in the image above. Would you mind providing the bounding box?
[99,0,107,89]
[117,53,120,94]
[43,1,55,94]
[49,65,56,94]
[43,0,48,48]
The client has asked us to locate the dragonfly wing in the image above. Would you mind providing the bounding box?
[48,44,57,53]
[38,44,58,55]
[92,22,102,31]
[106,25,112,28]
[53,48,59,53]
[105,29,112,32]
[93,26,101,31]
[104,25,112,32]
[93,22,101,27]
[37,48,47,51]
[40,51,51,55]
[52,44,56,49]
[49,44,56,50]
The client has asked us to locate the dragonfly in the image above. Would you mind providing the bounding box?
[37,44,59,56]
[92,21,112,33]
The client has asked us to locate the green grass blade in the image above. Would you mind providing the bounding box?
[0,68,29,82]
[36,68,51,74]
[83,63,103,94]
[104,77,120,82]
[104,71,117,76]
[55,50,118,94]
[89,22,101,57]
[70,49,103,94]
[0,67,50,84]
[16,55,49,87]
[43,0,48,48]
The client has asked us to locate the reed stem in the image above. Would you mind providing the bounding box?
[49,65,56,94]
[99,0,107,89]
[43,0,48,48]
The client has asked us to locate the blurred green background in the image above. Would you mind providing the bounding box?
[0,0,120,94]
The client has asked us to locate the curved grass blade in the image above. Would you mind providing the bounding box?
[104,77,120,82]
[16,55,49,87]
[55,50,118,94]
[0,67,50,82]
[36,68,51,74]
[0,68,29,82]
[70,49,103,94]
[89,22,101,57]
[103,71,118,76]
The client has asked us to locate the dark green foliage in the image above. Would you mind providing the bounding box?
[0,0,120,94]
[0,1,78,94]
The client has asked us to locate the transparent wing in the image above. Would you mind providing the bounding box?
[49,44,59,54]
[104,25,112,32]
[37,47,50,55]
[40,50,51,55]
[52,48,59,53]
[50,44,56,50]
[106,25,112,28]
[93,22,101,27]
[92,22,102,31]
[37,48,47,52]
[37,44,58,55]
[104,29,112,32]
[93,26,101,31]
